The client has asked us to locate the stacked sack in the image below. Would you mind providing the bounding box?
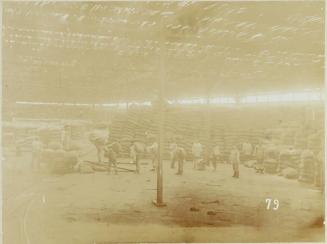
[314,150,324,187]
[281,129,296,146]
[38,127,62,147]
[278,148,300,173]
[41,149,78,174]
[70,123,86,140]
[298,149,315,183]
[263,144,279,174]
[294,131,307,150]
[307,133,322,154]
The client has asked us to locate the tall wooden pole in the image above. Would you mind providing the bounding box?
[153,17,166,207]
[205,79,212,164]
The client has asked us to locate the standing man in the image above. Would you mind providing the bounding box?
[147,140,158,171]
[105,141,121,175]
[254,142,265,174]
[192,140,203,170]
[211,144,221,171]
[89,127,108,163]
[230,145,240,178]
[175,146,186,175]
[169,140,178,169]
[130,140,144,174]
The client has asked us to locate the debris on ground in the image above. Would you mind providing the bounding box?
[201,200,220,204]
[207,211,216,216]
[190,207,200,212]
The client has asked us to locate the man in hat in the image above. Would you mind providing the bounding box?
[130,139,144,174]
[254,142,265,174]
[175,146,186,175]
[105,141,122,175]
[192,140,203,170]
[147,141,158,171]
[230,145,240,178]
[89,128,108,163]
[211,144,221,171]
[169,140,178,169]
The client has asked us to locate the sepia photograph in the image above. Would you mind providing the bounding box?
[2,1,325,243]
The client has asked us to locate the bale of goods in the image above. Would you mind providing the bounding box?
[41,149,77,174]
[281,129,296,145]
[92,165,107,172]
[294,132,307,150]
[66,140,83,151]
[282,167,298,179]
[244,160,257,168]
[48,141,63,150]
[264,145,279,160]
[38,127,62,146]
[79,163,94,174]
[263,158,278,174]
[63,151,78,166]
[89,130,108,145]
[314,150,324,187]
[307,134,322,153]
[70,124,86,140]
[279,149,300,171]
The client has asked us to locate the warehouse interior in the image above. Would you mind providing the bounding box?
[2,1,325,243]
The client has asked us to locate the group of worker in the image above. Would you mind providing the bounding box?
[90,131,267,178]
[168,140,267,178]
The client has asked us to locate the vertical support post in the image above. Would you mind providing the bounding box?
[206,84,211,164]
[153,17,166,207]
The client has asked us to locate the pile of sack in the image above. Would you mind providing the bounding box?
[38,127,62,147]
[278,148,300,173]
[263,144,279,174]
[281,167,298,179]
[41,149,78,174]
[298,149,315,183]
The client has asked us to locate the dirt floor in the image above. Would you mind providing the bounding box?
[2,150,325,243]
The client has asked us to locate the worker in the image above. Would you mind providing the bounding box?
[31,137,43,170]
[130,140,144,174]
[105,141,121,175]
[175,146,186,175]
[169,140,178,169]
[230,145,240,178]
[89,128,108,163]
[211,144,221,171]
[147,141,158,171]
[192,140,203,170]
[254,142,265,174]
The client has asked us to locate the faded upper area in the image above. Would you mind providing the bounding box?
[2,1,324,103]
